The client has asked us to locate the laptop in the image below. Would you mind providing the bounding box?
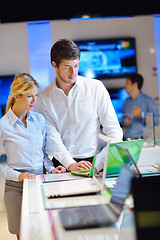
[106,139,144,177]
[58,165,135,230]
[114,143,142,177]
[114,143,160,177]
[71,139,144,178]
[105,142,143,189]
[42,134,110,198]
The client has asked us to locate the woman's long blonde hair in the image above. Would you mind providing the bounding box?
[6,73,39,113]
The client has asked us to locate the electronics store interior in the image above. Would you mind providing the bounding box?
[0,3,160,240]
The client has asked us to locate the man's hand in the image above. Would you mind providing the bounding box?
[18,172,36,181]
[68,161,92,171]
[123,117,132,127]
[132,106,142,118]
[51,166,66,174]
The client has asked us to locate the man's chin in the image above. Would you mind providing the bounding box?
[29,106,34,110]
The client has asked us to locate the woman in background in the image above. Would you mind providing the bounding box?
[0,73,66,240]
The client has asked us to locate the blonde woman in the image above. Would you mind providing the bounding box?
[0,73,66,240]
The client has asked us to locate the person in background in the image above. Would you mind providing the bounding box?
[122,73,159,140]
[0,73,65,240]
[37,39,123,172]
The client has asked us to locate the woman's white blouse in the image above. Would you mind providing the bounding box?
[0,108,54,181]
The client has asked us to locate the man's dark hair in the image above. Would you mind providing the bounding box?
[129,73,144,90]
[50,39,81,67]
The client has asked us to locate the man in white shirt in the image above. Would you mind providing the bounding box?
[37,39,123,172]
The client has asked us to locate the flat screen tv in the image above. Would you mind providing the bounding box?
[75,38,137,79]
[0,75,15,118]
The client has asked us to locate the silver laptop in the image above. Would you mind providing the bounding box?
[58,165,135,230]
[42,134,111,198]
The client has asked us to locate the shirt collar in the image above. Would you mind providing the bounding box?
[7,108,19,125]
[130,91,143,101]
[75,76,82,87]
[7,108,35,125]
[26,111,36,122]
[134,91,143,101]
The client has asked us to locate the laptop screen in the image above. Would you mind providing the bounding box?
[110,165,135,206]
[114,143,142,177]
[107,139,144,176]
[93,134,111,190]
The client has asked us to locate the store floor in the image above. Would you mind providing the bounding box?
[0,174,16,240]
[0,210,16,240]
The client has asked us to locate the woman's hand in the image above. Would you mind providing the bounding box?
[18,172,36,181]
[51,166,66,174]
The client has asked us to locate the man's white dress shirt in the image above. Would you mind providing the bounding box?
[37,76,123,169]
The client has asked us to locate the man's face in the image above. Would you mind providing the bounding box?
[53,59,79,85]
[124,78,134,94]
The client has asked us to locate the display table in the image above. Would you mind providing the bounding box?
[20,175,136,240]
[20,146,160,240]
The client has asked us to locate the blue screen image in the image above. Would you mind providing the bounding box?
[75,38,137,79]
[0,75,14,118]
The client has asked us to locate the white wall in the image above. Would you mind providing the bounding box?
[0,22,30,75]
[0,16,159,102]
[50,16,159,101]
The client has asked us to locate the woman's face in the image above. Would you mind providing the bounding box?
[16,86,39,111]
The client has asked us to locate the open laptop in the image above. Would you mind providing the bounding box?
[114,143,160,177]
[58,165,135,230]
[71,139,144,178]
[42,145,97,182]
[42,134,110,198]
[114,143,142,177]
[105,142,142,189]
[106,139,144,177]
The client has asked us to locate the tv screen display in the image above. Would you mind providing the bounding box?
[75,38,137,79]
[0,75,15,118]
[108,88,129,124]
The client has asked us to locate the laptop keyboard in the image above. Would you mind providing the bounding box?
[45,178,100,197]
[59,205,117,230]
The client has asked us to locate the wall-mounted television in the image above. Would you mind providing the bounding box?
[75,38,137,79]
[0,75,15,118]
